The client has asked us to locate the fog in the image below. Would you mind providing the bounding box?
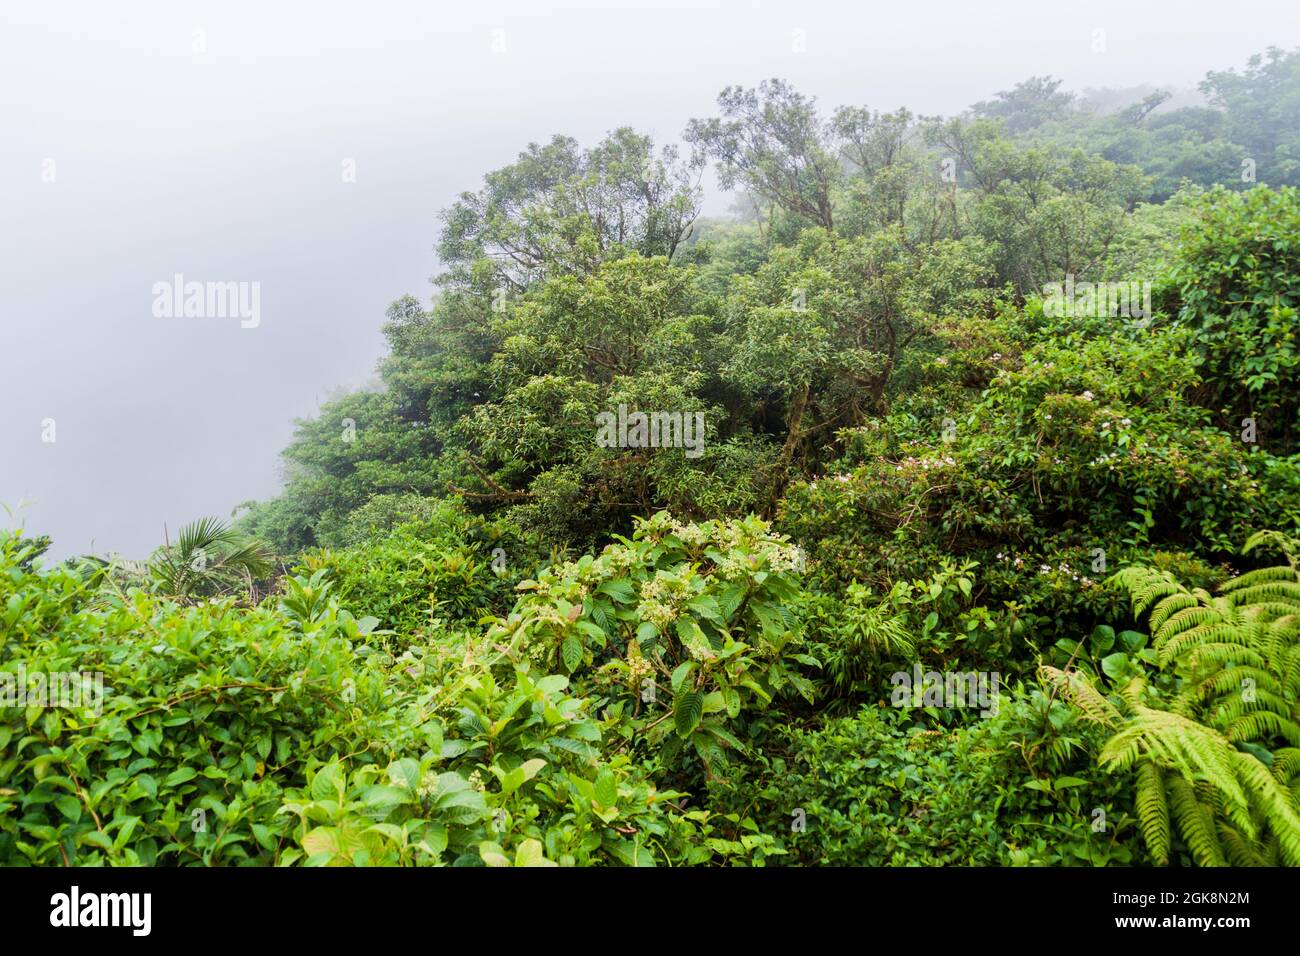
[2,0,1295,559]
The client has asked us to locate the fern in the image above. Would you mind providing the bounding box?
[1038,664,1121,727]
[1166,775,1227,866]
[1134,762,1171,865]
[1067,531,1300,866]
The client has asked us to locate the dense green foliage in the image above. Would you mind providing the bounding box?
[5,51,1300,866]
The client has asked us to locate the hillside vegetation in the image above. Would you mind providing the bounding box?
[4,50,1300,866]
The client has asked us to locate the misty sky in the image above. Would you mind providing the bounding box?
[2,0,1297,560]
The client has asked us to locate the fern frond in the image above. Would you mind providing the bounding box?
[1159,623,1255,668]
[1152,606,1220,649]
[1242,529,1300,563]
[1166,775,1227,866]
[1233,750,1300,866]
[1109,566,1180,609]
[1038,664,1121,727]
[1281,648,1300,698]
[1271,748,1300,785]
[1222,565,1298,592]
[1180,643,1268,675]
[1216,821,1267,866]
[1206,691,1295,737]
[1223,710,1300,748]
[1225,582,1300,607]
[1135,762,1171,865]
[1187,666,1280,703]
[1258,613,1300,665]
[1099,708,1247,811]
[1242,605,1300,627]
[1148,593,1202,637]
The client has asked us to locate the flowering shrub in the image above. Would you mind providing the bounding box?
[490,512,816,775]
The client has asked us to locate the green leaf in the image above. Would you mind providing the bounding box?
[310,761,345,803]
[686,596,724,623]
[593,768,618,808]
[1237,742,1273,766]
[302,826,342,861]
[721,686,741,718]
[54,795,82,822]
[479,841,509,867]
[561,635,583,673]
[361,785,412,809]
[536,675,569,694]
[515,838,554,867]
[676,617,715,659]
[436,788,486,824]
[1089,625,1116,655]
[673,690,703,739]
[500,767,527,796]
[1117,630,1148,652]
[1100,652,1132,680]
[162,767,197,787]
[598,579,636,603]
[387,758,421,791]
[670,661,695,693]
[78,830,113,850]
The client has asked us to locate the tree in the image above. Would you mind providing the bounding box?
[148,517,274,600]
[687,79,840,232]
[972,76,1077,134]
[437,129,703,292]
[1201,47,1300,186]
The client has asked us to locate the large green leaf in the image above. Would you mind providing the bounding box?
[593,768,618,807]
[561,634,583,673]
[673,689,703,738]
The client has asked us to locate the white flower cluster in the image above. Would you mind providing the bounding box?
[1035,560,1094,587]
[668,519,709,547]
[635,572,690,629]
[764,543,806,574]
[603,546,643,575]
[894,455,957,473]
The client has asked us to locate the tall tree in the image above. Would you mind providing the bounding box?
[687,79,840,232]
[437,129,703,292]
